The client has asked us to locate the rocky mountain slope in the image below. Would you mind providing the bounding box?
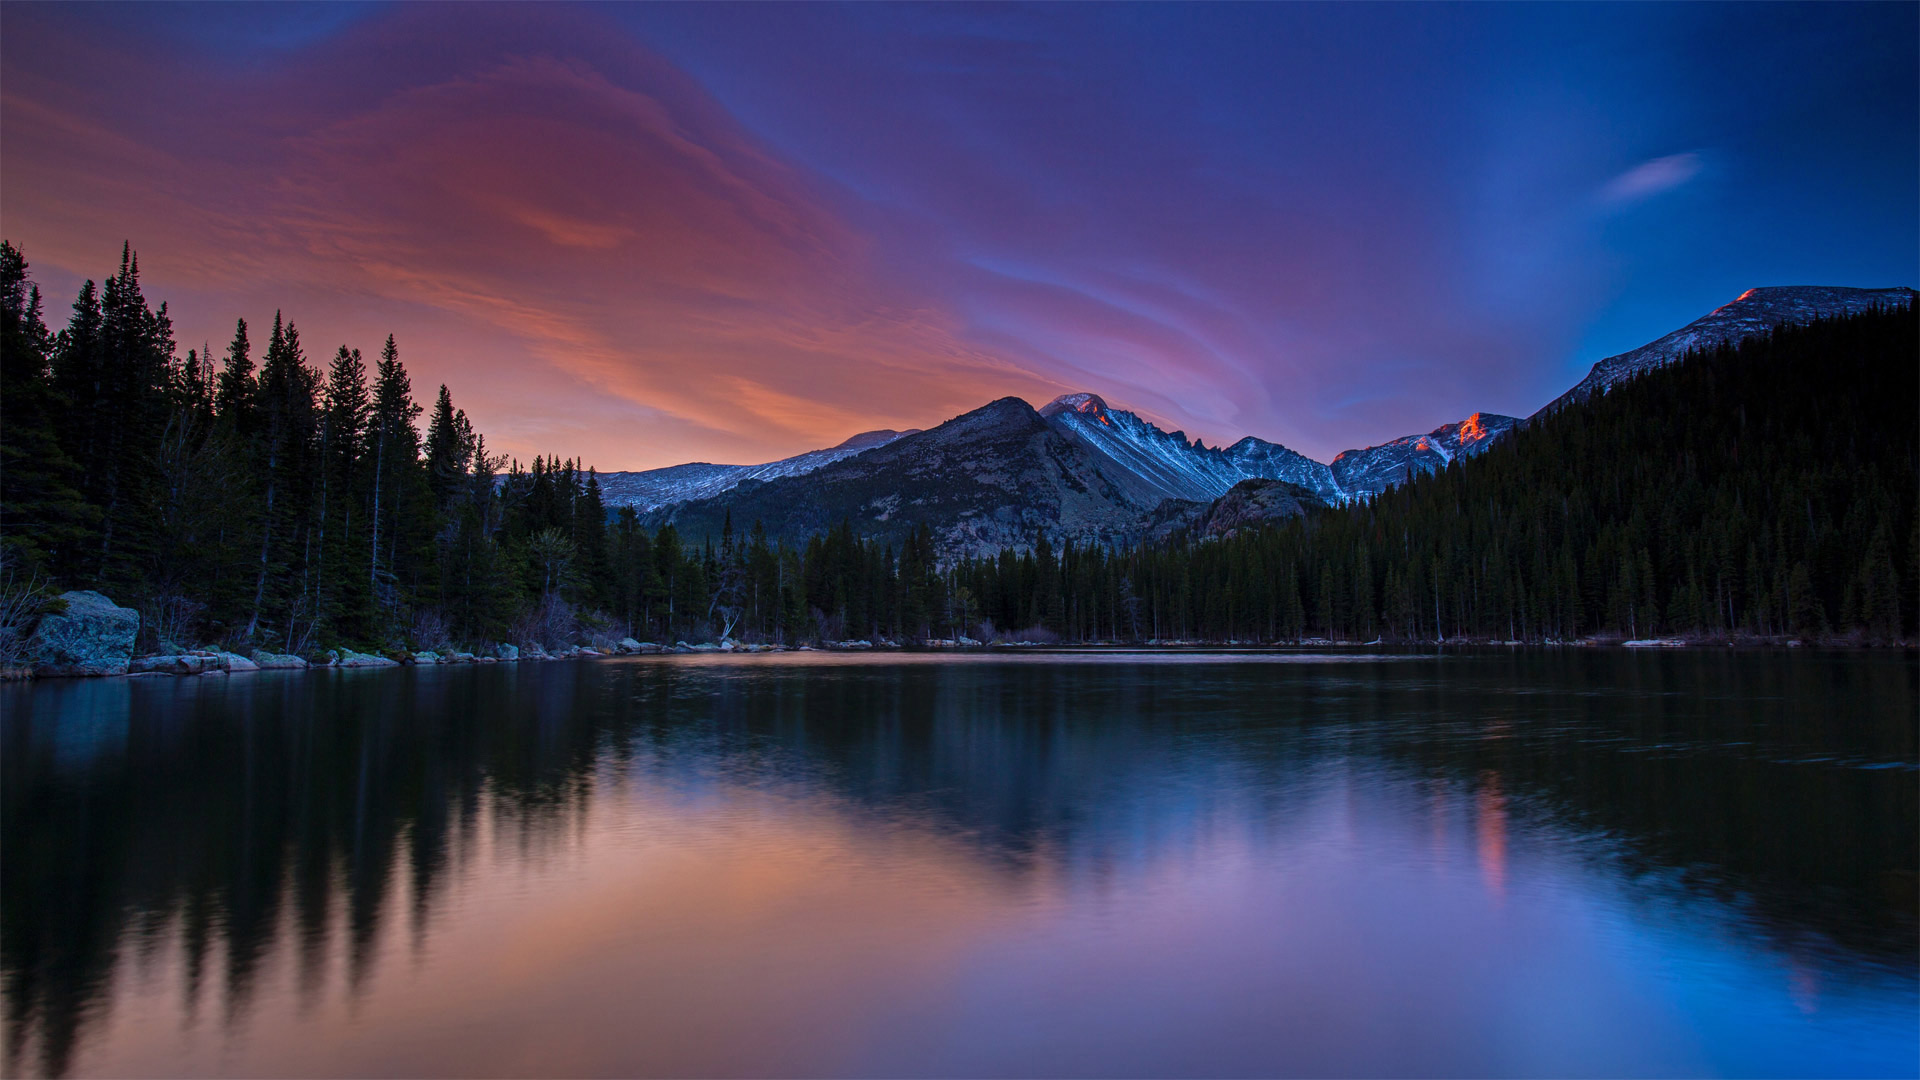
[1039,392,1516,503]
[1327,412,1519,495]
[596,428,917,511]
[1146,478,1329,542]
[644,398,1159,556]
[1040,393,1342,503]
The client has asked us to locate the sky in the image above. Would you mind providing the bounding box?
[2,2,1914,469]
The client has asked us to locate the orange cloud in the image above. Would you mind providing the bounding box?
[0,7,1066,469]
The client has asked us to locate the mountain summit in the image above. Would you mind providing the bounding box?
[1038,392,1113,421]
[646,396,1153,554]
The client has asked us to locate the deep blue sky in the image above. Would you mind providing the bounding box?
[4,2,1914,466]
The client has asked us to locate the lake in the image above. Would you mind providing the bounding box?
[3,649,1915,1077]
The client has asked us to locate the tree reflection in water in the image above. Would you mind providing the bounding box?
[2,650,1914,1076]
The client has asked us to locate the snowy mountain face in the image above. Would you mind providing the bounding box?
[648,398,1158,557]
[1036,392,1517,504]
[1221,437,1342,501]
[595,428,918,512]
[1328,412,1519,497]
[1538,286,1917,416]
[1040,393,1345,504]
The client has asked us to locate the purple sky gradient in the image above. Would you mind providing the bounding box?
[3,2,1913,468]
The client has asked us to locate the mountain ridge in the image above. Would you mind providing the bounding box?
[642,396,1160,556]
[621,284,1912,553]
[1538,285,1916,416]
[596,427,920,512]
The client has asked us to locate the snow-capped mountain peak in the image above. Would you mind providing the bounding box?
[1039,392,1115,426]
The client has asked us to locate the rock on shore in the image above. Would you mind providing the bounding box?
[250,649,309,669]
[331,648,399,668]
[30,591,139,677]
[131,654,222,675]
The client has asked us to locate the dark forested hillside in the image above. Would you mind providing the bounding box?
[1113,304,1917,644]
[1,240,1912,656]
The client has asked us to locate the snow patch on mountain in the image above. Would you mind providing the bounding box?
[1042,394,1288,503]
[1036,392,1527,505]
[596,428,919,512]
[1328,412,1519,496]
[1221,437,1344,502]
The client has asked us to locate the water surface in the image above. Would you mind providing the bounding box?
[4,649,1916,1077]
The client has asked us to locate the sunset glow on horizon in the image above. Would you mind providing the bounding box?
[3,2,1914,470]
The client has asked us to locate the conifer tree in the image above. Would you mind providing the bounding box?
[246,313,318,643]
[320,346,372,636]
[0,243,90,571]
[424,384,474,511]
[368,335,423,616]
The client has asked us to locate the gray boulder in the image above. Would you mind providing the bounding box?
[616,637,642,654]
[496,643,520,661]
[335,648,399,668]
[411,650,443,665]
[131,654,219,675]
[31,591,140,677]
[217,651,259,672]
[249,649,309,669]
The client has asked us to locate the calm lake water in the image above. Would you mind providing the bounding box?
[3,650,1915,1077]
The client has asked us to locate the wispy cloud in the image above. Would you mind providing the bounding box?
[5,3,1911,469]
[1599,152,1704,206]
[0,9,1059,469]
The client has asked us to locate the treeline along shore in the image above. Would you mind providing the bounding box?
[0,241,1913,678]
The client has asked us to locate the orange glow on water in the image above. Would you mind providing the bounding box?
[1476,772,1507,902]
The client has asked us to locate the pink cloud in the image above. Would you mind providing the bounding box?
[0,7,1065,470]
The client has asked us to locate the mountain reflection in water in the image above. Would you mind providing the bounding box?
[3,650,1915,1077]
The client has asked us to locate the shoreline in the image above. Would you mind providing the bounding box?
[8,635,1913,684]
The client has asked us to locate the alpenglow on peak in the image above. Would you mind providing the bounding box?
[1039,392,1113,423]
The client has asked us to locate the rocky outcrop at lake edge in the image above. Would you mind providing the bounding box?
[29,591,139,677]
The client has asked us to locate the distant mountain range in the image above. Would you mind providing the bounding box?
[596,428,919,512]
[606,284,1914,554]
